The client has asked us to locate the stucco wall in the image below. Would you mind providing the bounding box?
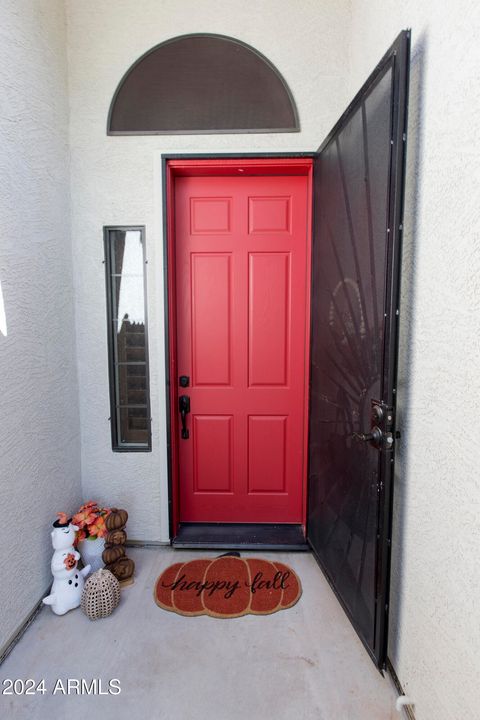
[0,0,81,651]
[65,0,352,542]
[348,5,480,720]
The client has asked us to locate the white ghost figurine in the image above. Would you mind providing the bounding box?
[43,515,91,615]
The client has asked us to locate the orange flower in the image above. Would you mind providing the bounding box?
[87,516,106,538]
[74,529,86,545]
[73,510,96,529]
[56,512,68,525]
[73,501,111,539]
[80,500,98,510]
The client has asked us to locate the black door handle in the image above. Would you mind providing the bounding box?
[352,426,383,446]
[179,395,190,439]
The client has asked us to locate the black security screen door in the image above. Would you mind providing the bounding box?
[307,31,410,669]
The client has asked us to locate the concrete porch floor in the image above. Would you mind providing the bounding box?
[0,548,399,720]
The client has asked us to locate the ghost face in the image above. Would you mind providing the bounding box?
[51,523,78,550]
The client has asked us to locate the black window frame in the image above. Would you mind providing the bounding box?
[103,225,152,452]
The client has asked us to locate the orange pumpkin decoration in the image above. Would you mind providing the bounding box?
[64,553,76,570]
[105,508,128,531]
[102,545,125,565]
[154,556,301,618]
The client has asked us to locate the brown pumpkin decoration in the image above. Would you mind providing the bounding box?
[102,544,125,565]
[105,528,127,546]
[106,557,135,581]
[154,556,301,618]
[105,508,128,531]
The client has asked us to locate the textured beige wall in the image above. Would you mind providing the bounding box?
[65,0,352,542]
[348,5,480,720]
[0,0,82,651]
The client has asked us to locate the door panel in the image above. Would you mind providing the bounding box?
[307,31,410,668]
[191,253,232,384]
[248,415,287,493]
[193,415,233,492]
[175,174,310,523]
[248,252,290,385]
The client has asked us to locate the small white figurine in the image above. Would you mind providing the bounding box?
[43,513,91,615]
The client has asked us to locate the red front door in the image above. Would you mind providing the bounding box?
[173,164,311,523]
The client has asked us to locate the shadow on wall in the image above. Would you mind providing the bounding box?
[388,30,428,665]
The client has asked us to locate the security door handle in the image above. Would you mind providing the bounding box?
[352,426,383,445]
[352,425,396,449]
[179,395,190,439]
[352,400,397,450]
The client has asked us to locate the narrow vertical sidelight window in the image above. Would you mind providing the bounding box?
[104,226,151,451]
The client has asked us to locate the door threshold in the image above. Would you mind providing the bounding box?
[172,523,308,550]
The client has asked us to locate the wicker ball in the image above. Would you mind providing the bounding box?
[81,569,120,620]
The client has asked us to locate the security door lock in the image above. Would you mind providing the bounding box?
[352,400,396,450]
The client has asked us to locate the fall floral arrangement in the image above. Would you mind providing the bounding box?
[72,501,111,544]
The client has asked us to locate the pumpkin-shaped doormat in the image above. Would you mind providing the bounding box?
[154,555,302,618]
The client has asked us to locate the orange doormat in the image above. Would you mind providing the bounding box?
[154,554,302,618]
